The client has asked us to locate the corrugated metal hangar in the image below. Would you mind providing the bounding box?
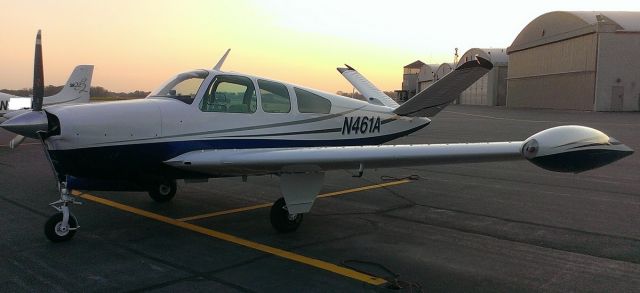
[435,63,453,81]
[417,63,439,92]
[397,61,450,102]
[457,48,508,106]
[507,11,640,111]
[399,60,424,100]
[396,11,640,111]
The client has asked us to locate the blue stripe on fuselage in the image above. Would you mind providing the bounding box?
[50,122,429,180]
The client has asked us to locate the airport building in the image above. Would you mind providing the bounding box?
[507,11,640,111]
[396,60,424,101]
[435,63,454,81]
[396,61,454,102]
[417,63,439,92]
[457,48,508,106]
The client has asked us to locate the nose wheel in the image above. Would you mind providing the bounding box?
[45,212,78,242]
[270,197,303,233]
[45,181,82,242]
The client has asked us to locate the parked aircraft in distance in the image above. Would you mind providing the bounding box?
[0,33,633,242]
[0,64,93,115]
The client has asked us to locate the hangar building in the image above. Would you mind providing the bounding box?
[417,63,439,92]
[457,48,508,106]
[397,60,425,101]
[507,11,640,111]
[435,63,454,81]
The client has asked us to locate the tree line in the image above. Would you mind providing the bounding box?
[0,85,150,99]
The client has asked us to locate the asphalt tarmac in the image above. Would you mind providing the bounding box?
[1,105,639,292]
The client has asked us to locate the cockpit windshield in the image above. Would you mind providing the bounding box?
[148,70,209,104]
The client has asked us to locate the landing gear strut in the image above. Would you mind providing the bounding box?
[270,197,303,233]
[44,182,81,242]
[147,179,177,202]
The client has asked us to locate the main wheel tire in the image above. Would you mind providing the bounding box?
[44,213,78,242]
[270,197,303,233]
[148,179,177,202]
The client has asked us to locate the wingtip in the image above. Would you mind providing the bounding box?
[475,56,493,70]
[337,64,356,74]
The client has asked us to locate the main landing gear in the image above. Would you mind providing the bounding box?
[270,197,303,233]
[44,182,81,242]
[147,179,177,202]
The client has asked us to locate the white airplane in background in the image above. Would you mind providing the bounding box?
[1,34,633,242]
[0,64,94,116]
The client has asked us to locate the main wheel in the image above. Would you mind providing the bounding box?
[148,179,177,202]
[270,197,303,233]
[44,213,78,242]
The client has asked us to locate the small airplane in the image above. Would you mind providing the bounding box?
[0,32,633,242]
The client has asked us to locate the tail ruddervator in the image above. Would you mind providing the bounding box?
[337,64,399,108]
[394,56,493,117]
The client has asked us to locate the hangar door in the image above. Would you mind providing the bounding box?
[507,34,597,110]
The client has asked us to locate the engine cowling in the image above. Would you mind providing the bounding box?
[521,125,633,173]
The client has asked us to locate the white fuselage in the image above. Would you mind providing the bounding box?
[44,70,429,180]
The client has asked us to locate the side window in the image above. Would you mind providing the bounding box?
[200,75,257,113]
[294,88,331,114]
[258,80,291,113]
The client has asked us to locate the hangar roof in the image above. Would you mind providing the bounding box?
[435,63,454,80]
[458,48,507,66]
[404,60,425,69]
[508,11,640,53]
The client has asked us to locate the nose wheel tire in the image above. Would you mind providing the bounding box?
[44,212,78,242]
[148,179,177,202]
[270,197,303,233]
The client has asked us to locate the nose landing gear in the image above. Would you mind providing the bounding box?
[44,182,82,242]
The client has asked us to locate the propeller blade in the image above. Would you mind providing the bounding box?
[9,135,26,149]
[32,30,44,111]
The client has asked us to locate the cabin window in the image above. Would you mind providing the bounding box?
[258,80,291,113]
[148,70,208,104]
[294,88,331,114]
[200,75,257,113]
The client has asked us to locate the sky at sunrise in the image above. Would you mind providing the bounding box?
[1,0,640,93]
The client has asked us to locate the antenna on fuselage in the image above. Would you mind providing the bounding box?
[213,48,231,71]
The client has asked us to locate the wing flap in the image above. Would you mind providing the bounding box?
[164,142,523,176]
[394,57,493,117]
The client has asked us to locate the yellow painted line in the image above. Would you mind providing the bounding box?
[177,179,412,222]
[317,179,411,198]
[178,203,273,222]
[73,190,386,286]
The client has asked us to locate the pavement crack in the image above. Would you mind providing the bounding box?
[0,196,49,218]
[379,207,640,266]
[107,240,255,293]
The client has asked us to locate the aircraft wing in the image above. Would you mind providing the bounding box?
[164,126,633,176]
[164,142,523,176]
[394,57,493,117]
